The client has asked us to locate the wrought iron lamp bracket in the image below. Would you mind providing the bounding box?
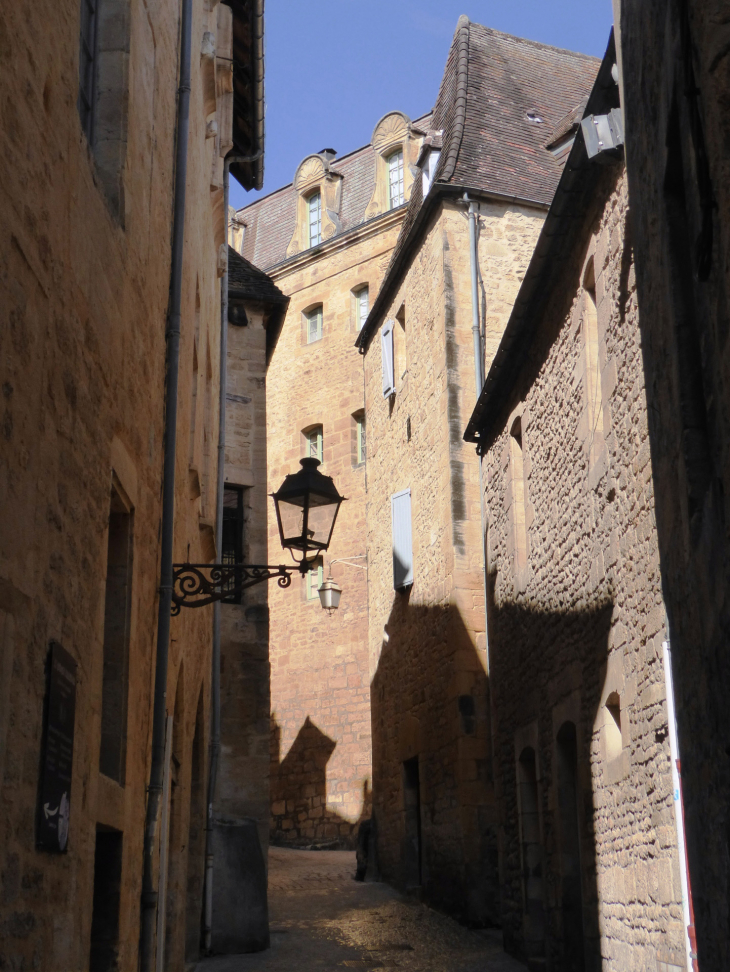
[171,562,307,614]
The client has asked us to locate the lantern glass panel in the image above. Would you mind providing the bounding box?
[307,493,339,547]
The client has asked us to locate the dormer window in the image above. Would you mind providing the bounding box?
[308,191,322,247]
[387,149,404,209]
[422,149,441,195]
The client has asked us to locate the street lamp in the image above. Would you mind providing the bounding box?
[271,457,345,561]
[171,458,346,613]
[317,555,366,616]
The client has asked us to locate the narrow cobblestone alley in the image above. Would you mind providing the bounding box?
[195,848,525,972]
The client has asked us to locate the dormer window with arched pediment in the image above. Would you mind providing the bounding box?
[364,111,424,220]
[286,152,343,258]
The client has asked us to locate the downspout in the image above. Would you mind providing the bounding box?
[139,0,193,966]
[464,194,490,677]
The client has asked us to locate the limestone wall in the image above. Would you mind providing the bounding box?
[362,199,544,924]
[0,0,233,966]
[481,171,684,970]
[265,214,404,847]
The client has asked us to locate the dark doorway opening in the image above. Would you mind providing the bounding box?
[517,747,545,964]
[402,756,422,889]
[89,826,123,972]
[556,722,585,971]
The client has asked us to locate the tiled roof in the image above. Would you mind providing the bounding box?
[235,115,431,272]
[464,33,620,447]
[228,246,287,304]
[356,17,600,350]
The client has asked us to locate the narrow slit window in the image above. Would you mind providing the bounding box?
[308,191,322,247]
[583,261,604,461]
[99,480,133,785]
[510,418,527,572]
[355,285,369,331]
[353,411,366,465]
[387,149,404,209]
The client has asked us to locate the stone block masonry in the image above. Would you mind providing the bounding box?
[480,170,684,970]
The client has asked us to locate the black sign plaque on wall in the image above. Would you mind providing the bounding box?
[37,641,77,852]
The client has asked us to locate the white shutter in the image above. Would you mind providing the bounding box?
[382,320,395,397]
[391,488,413,589]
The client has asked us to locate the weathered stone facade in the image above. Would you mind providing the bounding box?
[362,199,544,924]
[617,2,730,967]
[475,168,684,971]
[0,0,261,968]
[237,124,422,848]
[357,19,598,926]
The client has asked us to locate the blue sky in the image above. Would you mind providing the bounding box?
[230,0,614,211]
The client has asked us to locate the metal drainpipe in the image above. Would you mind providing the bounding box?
[464,194,490,677]
[139,0,193,965]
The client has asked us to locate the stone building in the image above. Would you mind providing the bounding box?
[464,40,686,972]
[615,2,730,968]
[356,18,598,925]
[0,0,263,969]
[213,244,288,951]
[236,109,430,846]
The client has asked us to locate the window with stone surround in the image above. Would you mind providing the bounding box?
[221,485,245,604]
[305,559,323,600]
[77,0,131,219]
[352,411,366,466]
[307,190,322,247]
[303,424,323,463]
[353,285,369,331]
[304,305,323,344]
[387,149,405,209]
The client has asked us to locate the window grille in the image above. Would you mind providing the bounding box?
[306,306,323,343]
[391,488,413,589]
[305,426,323,463]
[387,149,404,209]
[222,486,244,603]
[308,191,322,246]
[78,0,99,142]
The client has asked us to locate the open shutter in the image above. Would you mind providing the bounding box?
[391,488,413,589]
[382,320,395,397]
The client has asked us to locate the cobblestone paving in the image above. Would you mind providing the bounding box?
[196,847,525,972]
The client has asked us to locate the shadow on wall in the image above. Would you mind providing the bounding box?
[270,715,371,849]
[370,596,498,927]
[485,575,613,972]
